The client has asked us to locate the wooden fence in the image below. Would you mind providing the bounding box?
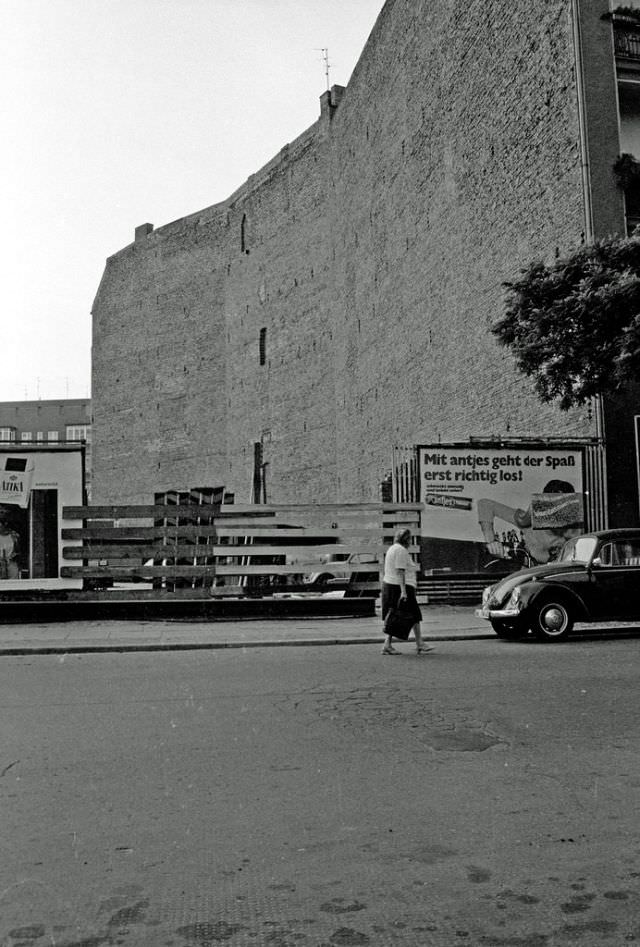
[60,502,422,597]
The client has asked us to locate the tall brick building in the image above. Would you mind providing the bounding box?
[92,0,640,528]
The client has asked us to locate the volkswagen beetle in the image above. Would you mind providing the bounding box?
[477,529,640,642]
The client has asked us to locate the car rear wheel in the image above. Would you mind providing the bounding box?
[530,599,574,642]
[313,573,335,587]
[490,618,527,640]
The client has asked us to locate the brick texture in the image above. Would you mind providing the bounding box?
[92,0,621,505]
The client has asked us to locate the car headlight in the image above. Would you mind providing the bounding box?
[505,587,523,611]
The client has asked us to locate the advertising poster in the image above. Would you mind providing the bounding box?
[0,447,84,589]
[0,455,35,508]
[418,445,585,574]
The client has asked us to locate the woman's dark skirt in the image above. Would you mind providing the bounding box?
[381,582,422,640]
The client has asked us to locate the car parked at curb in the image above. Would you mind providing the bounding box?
[303,552,379,588]
[477,529,640,642]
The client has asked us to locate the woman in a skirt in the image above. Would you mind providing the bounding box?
[381,527,434,655]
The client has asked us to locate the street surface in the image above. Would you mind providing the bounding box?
[2,635,640,946]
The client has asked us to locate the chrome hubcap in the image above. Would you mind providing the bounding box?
[542,606,566,632]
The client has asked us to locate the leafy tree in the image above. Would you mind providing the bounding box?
[493,235,640,410]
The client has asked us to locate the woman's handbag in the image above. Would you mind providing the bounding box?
[383,605,415,640]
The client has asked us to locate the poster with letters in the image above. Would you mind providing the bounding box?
[0,456,34,508]
[418,445,585,573]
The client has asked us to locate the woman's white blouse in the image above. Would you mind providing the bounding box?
[383,542,418,587]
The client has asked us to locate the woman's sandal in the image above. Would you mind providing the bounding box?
[381,646,400,655]
[416,646,434,654]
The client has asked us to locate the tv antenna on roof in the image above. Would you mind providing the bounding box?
[318,47,330,90]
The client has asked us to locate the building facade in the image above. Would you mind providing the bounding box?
[0,399,92,497]
[91,0,640,527]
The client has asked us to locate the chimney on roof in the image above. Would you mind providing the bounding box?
[320,84,346,120]
[135,223,154,242]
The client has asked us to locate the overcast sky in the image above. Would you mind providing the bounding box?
[2,0,384,402]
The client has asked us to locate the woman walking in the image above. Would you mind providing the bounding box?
[381,527,433,655]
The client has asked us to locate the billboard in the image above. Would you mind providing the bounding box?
[0,447,84,589]
[418,445,585,573]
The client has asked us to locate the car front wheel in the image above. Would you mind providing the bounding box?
[530,599,574,642]
[490,618,527,640]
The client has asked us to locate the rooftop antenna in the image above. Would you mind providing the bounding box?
[318,47,331,90]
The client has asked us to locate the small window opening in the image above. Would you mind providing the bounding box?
[259,327,267,365]
[241,213,248,253]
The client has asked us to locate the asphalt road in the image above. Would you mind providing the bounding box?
[2,636,640,946]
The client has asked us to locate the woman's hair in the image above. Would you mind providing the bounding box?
[394,527,411,543]
[543,480,574,494]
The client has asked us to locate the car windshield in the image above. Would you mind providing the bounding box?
[558,535,597,563]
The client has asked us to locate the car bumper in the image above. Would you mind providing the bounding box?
[475,605,522,620]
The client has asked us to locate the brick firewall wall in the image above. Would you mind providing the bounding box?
[92,208,230,503]
[92,127,338,504]
[327,0,598,500]
[223,132,338,503]
[92,0,615,506]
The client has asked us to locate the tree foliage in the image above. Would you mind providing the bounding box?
[493,235,640,410]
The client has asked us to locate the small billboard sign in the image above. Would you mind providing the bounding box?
[0,445,84,589]
[418,444,585,573]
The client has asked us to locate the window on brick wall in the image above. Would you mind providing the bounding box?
[259,327,267,365]
[0,428,16,441]
[241,213,248,253]
[20,432,32,441]
[66,424,91,442]
[47,431,59,441]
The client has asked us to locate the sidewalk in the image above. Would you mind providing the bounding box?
[0,604,492,655]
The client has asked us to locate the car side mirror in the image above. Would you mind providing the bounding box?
[590,557,602,569]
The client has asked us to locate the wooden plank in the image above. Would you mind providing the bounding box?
[63,502,421,521]
[60,544,381,560]
[215,502,420,513]
[381,504,422,511]
[62,544,219,559]
[60,565,217,579]
[61,525,399,541]
[215,527,385,539]
[62,551,217,563]
[61,561,383,579]
[59,527,411,547]
[61,528,157,540]
[214,562,381,576]
[61,553,379,572]
[63,504,226,519]
[218,503,383,514]
[68,588,207,601]
[208,585,246,597]
[61,525,221,540]
[213,543,381,557]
